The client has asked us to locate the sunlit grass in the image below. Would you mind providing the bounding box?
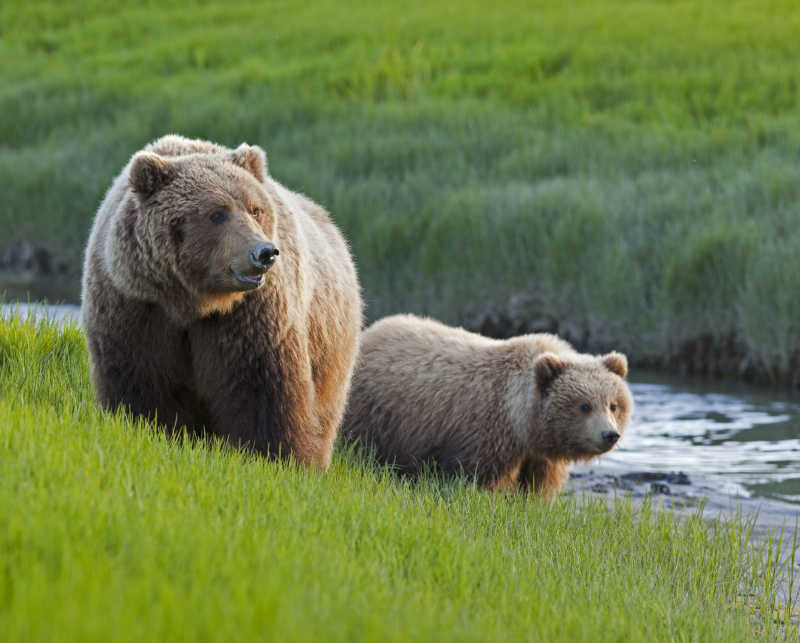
[0,318,797,640]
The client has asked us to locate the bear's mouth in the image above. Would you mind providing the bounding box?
[590,441,617,456]
[230,267,265,290]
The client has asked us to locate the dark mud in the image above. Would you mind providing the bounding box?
[461,290,800,391]
[0,241,81,303]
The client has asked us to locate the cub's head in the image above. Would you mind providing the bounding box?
[533,351,633,460]
[125,143,279,318]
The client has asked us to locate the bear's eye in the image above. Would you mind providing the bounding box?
[252,207,262,220]
[580,403,592,414]
[210,210,229,225]
[610,402,618,412]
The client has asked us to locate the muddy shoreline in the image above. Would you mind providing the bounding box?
[460,290,800,391]
[0,242,81,303]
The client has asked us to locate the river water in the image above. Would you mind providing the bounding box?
[576,372,800,507]
[3,303,799,509]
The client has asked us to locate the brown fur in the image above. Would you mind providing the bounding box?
[340,314,633,499]
[81,134,362,469]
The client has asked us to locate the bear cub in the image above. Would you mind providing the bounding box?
[341,314,632,500]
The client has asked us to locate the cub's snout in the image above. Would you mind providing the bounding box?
[601,430,620,447]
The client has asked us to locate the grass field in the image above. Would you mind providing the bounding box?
[0,316,798,641]
[2,0,800,384]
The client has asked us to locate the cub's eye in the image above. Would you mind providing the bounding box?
[252,207,262,220]
[210,210,229,225]
[610,402,618,412]
[580,403,592,414]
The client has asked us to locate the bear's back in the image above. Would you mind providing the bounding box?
[343,315,531,482]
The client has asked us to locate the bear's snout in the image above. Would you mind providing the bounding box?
[250,242,279,270]
[601,430,620,446]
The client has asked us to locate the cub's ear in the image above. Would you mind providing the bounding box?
[601,352,628,379]
[534,352,567,395]
[130,153,175,199]
[230,143,268,182]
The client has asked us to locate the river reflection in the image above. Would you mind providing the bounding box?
[579,372,800,504]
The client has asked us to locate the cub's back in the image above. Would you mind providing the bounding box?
[341,315,510,470]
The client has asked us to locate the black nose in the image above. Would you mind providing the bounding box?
[250,242,279,269]
[602,430,620,445]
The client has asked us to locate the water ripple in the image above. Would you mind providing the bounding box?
[577,376,800,504]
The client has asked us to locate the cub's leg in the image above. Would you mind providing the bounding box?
[518,455,570,503]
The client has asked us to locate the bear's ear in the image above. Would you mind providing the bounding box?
[130,152,176,199]
[230,143,268,182]
[600,352,628,379]
[534,352,567,395]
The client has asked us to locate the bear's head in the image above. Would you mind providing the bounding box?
[533,351,633,459]
[117,143,279,321]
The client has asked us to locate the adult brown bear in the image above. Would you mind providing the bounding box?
[81,134,362,469]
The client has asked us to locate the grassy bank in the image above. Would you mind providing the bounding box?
[2,1,800,384]
[1,316,798,640]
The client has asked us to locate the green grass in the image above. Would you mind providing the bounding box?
[2,1,800,382]
[1,318,798,641]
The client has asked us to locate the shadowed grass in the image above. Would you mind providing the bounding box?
[0,317,798,640]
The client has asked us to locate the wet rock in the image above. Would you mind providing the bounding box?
[461,290,557,340]
[0,241,80,303]
[620,471,666,483]
[737,355,757,381]
[615,476,636,492]
[666,471,690,485]
[476,310,517,339]
[459,288,798,390]
[620,471,691,487]
[591,483,610,493]
[558,321,588,347]
[527,317,557,333]
[0,241,71,276]
[650,482,671,495]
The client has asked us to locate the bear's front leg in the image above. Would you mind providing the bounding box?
[83,285,200,432]
[188,314,328,468]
